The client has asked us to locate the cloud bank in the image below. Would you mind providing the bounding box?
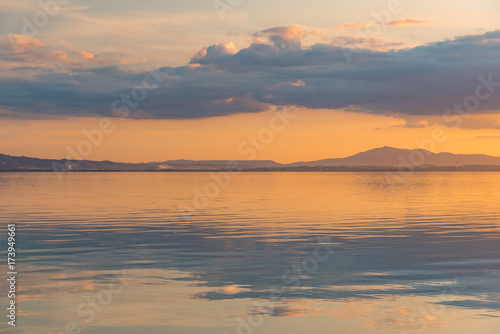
[1,27,500,120]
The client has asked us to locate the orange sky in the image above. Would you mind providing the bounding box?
[2,109,500,163]
[1,1,500,162]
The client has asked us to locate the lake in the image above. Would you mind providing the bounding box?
[1,172,499,333]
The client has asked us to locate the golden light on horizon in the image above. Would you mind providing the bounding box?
[1,109,500,163]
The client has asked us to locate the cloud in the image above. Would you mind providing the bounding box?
[387,19,437,27]
[1,35,100,70]
[0,28,500,123]
[256,25,309,49]
[378,119,428,129]
[260,25,309,40]
[190,42,237,63]
[334,22,376,30]
[329,35,404,50]
[6,35,45,52]
[335,18,438,30]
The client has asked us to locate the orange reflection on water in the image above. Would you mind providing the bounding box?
[1,172,500,333]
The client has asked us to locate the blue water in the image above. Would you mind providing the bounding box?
[1,172,499,333]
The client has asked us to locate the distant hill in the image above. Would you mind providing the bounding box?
[0,153,281,171]
[291,146,500,167]
[2,147,500,171]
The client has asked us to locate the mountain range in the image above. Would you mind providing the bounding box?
[2,146,500,171]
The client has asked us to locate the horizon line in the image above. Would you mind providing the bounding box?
[2,146,500,165]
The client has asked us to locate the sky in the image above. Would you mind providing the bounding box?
[0,0,500,163]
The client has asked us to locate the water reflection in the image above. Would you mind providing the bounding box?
[1,172,499,333]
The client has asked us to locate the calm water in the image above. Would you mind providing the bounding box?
[1,172,500,333]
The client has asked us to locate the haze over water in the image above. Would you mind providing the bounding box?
[1,172,500,333]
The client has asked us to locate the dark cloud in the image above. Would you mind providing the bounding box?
[1,28,500,120]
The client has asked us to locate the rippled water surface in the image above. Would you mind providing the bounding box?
[1,172,500,333]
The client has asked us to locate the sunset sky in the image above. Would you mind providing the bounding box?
[1,0,500,163]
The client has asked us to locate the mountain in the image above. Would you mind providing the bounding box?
[0,153,281,171]
[2,147,500,171]
[292,146,500,167]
